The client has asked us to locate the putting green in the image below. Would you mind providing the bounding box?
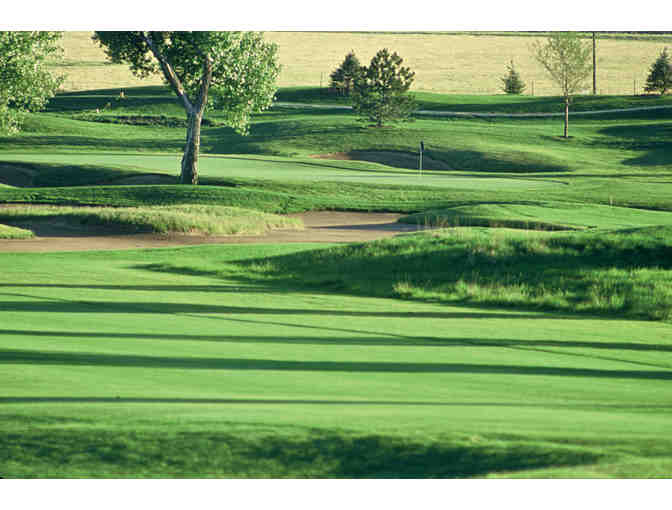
[0,152,565,191]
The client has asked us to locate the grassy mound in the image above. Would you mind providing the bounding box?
[399,202,672,231]
[236,226,672,321]
[1,423,601,478]
[0,204,302,236]
[0,223,34,239]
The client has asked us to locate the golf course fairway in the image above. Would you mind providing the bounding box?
[2,242,671,478]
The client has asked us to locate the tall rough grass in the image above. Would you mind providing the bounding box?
[0,205,302,236]
[0,223,34,239]
[239,226,672,321]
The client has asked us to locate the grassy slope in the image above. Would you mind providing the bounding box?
[1,86,671,217]
[1,244,671,478]
[1,80,672,477]
[0,223,34,239]
[241,226,672,321]
[398,202,672,231]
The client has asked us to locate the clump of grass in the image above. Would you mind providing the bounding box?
[0,204,302,236]
[238,226,672,321]
[0,223,34,239]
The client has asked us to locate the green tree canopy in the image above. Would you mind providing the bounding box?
[0,31,64,134]
[329,50,363,96]
[501,59,526,95]
[93,31,280,184]
[352,48,416,127]
[533,32,592,138]
[644,48,672,95]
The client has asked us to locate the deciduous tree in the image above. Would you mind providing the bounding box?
[532,32,592,138]
[0,31,64,134]
[93,31,280,184]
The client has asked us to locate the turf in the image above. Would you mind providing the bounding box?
[2,80,672,478]
[1,244,671,478]
[240,226,672,321]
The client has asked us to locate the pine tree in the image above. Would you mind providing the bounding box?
[351,48,416,127]
[644,48,672,95]
[501,59,526,94]
[329,51,363,96]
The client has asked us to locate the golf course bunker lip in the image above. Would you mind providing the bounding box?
[0,212,433,251]
[311,151,454,171]
[106,173,176,185]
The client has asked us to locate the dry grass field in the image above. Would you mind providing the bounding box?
[58,31,672,95]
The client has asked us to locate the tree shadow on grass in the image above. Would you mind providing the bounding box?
[4,397,672,411]
[0,160,154,188]
[3,328,672,353]
[199,120,366,155]
[0,135,184,153]
[0,283,280,293]
[0,426,603,478]
[245,433,601,478]
[0,297,576,320]
[0,286,560,320]
[2,348,671,380]
[597,123,672,167]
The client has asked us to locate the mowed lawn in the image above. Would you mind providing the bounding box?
[3,34,672,479]
[1,243,671,478]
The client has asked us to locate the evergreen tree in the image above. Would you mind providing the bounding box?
[501,59,526,94]
[644,48,672,95]
[329,50,362,96]
[352,48,416,127]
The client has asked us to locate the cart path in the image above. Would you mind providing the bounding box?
[0,211,433,252]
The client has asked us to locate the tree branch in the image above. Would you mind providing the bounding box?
[141,31,194,114]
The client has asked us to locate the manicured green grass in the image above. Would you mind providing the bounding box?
[3,86,668,175]
[1,244,671,478]
[2,84,672,478]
